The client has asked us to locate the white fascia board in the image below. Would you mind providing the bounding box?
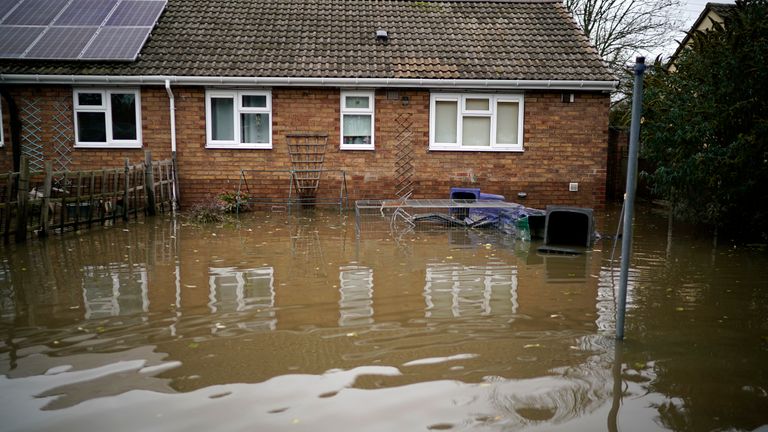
[0,74,618,91]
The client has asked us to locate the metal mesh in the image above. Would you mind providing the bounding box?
[355,198,531,238]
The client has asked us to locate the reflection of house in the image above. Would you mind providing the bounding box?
[424,264,518,318]
[668,2,736,71]
[339,266,374,327]
[208,267,275,330]
[82,264,148,319]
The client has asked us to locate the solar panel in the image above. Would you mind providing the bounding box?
[105,1,165,27]
[81,26,150,60]
[2,0,67,25]
[0,0,21,21]
[0,0,166,60]
[0,25,45,56]
[56,0,118,26]
[25,26,97,59]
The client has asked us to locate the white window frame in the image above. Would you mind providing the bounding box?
[205,89,272,149]
[429,92,525,152]
[340,90,375,151]
[73,88,142,148]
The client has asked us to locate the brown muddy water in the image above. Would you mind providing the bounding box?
[0,205,767,432]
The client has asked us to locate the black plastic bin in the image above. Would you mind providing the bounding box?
[543,206,594,248]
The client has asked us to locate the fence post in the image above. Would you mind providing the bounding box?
[123,158,129,222]
[39,161,53,237]
[144,150,156,216]
[3,173,14,243]
[15,155,29,243]
[74,171,82,230]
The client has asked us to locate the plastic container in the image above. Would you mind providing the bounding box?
[516,215,531,242]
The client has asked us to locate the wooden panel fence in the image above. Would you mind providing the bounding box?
[0,150,176,243]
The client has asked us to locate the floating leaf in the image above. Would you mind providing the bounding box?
[524,344,542,349]
[188,342,199,349]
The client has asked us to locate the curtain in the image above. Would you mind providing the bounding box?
[343,114,372,144]
[211,97,234,141]
[435,101,457,143]
[241,113,269,143]
[496,102,519,144]
[462,117,491,146]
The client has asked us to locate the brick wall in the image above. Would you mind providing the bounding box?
[1,85,609,210]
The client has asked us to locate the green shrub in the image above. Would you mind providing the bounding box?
[216,190,250,213]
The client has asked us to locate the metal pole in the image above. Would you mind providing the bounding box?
[616,57,646,340]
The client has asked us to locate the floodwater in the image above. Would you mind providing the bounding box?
[0,205,767,432]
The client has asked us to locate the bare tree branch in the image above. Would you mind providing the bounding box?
[566,0,683,75]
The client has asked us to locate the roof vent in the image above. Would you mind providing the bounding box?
[376,29,389,43]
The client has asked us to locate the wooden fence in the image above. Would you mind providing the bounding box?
[1,150,176,243]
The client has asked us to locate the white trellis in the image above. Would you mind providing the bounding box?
[20,97,45,173]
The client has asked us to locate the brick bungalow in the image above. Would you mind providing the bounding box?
[0,0,615,210]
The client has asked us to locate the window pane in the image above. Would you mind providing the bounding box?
[343,114,372,144]
[496,102,519,145]
[211,97,234,141]
[77,112,107,142]
[110,93,137,140]
[78,93,102,106]
[462,117,491,146]
[242,95,267,108]
[345,96,370,109]
[465,98,489,111]
[241,113,270,144]
[435,101,457,143]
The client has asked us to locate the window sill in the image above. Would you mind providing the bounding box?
[340,145,375,151]
[75,143,143,149]
[206,144,273,150]
[429,145,524,153]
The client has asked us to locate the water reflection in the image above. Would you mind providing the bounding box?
[424,264,518,318]
[0,207,766,431]
[82,264,149,319]
[338,265,373,327]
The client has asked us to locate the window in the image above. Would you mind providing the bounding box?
[205,90,272,149]
[340,90,375,150]
[429,93,524,152]
[73,89,142,148]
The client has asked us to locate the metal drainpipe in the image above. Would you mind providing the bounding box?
[616,57,646,340]
[164,80,179,210]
